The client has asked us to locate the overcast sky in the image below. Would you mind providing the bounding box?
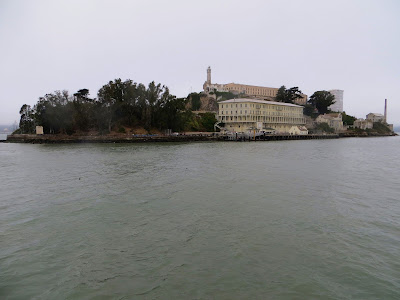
[1,0,399,126]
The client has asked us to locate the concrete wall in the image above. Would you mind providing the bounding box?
[328,89,344,112]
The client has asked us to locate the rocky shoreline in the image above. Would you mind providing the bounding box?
[339,132,397,138]
[3,134,217,143]
[1,131,397,144]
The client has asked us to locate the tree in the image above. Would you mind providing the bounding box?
[74,89,91,102]
[19,78,209,135]
[33,90,74,134]
[97,79,130,132]
[188,92,201,110]
[199,112,217,131]
[19,104,35,133]
[275,86,286,102]
[276,86,303,103]
[156,96,186,131]
[308,91,335,114]
[303,104,316,117]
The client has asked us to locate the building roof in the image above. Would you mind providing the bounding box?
[218,98,302,107]
[225,83,278,89]
[317,113,341,119]
[367,113,384,117]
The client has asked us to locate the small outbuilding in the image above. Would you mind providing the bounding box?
[315,113,344,132]
[366,113,384,123]
[289,126,308,135]
[353,118,373,130]
[36,126,44,135]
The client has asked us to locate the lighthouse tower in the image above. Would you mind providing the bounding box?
[207,66,211,84]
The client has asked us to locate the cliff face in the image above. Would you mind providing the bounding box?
[199,94,218,111]
[186,93,218,112]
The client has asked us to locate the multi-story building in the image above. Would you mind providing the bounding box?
[203,66,307,105]
[217,98,305,133]
[328,89,344,112]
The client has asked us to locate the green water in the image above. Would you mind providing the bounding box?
[1,138,400,299]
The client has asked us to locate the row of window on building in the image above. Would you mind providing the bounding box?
[220,110,302,116]
[221,104,298,111]
[220,116,305,123]
[224,86,276,96]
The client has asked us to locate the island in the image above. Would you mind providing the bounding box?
[6,69,396,143]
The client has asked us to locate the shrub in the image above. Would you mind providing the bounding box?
[315,123,334,133]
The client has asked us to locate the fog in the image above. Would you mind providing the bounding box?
[1,0,399,125]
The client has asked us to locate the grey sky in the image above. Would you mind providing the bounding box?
[1,0,399,126]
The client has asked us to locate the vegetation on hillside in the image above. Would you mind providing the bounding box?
[314,123,335,133]
[214,90,237,101]
[187,92,202,110]
[372,122,392,134]
[17,79,216,135]
[341,112,357,125]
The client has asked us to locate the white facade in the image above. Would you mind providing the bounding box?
[328,89,344,112]
[315,113,344,132]
[203,67,307,104]
[366,113,384,122]
[36,126,44,135]
[289,126,308,135]
[218,98,305,133]
[353,119,373,130]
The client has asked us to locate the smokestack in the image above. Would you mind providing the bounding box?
[384,99,387,123]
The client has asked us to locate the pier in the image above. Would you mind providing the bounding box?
[221,133,339,142]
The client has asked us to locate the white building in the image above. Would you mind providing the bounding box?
[328,89,344,112]
[315,113,344,132]
[289,126,308,135]
[366,113,384,122]
[217,98,305,133]
[203,67,307,105]
[353,119,373,130]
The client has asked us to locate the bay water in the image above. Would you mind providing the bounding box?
[1,137,400,299]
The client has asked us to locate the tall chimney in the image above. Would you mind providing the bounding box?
[384,99,387,123]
